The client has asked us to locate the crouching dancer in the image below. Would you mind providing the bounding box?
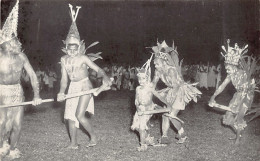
[151,40,201,144]
[0,1,42,160]
[209,39,257,144]
[57,4,111,149]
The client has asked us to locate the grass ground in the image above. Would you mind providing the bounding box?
[6,88,260,161]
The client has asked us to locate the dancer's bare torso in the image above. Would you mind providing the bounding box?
[61,55,91,82]
[0,52,25,85]
[136,86,153,106]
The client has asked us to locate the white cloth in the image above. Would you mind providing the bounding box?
[207,66,216,88]
[64,78,94,128]
[199,65,208,88]
[216,64,222,89]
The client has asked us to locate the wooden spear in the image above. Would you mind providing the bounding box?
[0,99,54,109]
[208,102,235,113]
[64,78,114,100]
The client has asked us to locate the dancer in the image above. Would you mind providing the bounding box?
[209,39,257,144]
[57,4,111,149]
[131,55,157,151]
[0,1,42,159]
[151,40,201,144]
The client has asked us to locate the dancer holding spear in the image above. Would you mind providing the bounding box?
[150,40,201,144]
[209,39,257,145]
[57,4,111,149]
[0,1,43,160]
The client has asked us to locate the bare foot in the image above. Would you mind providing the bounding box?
[176,136,188,144]
[137,144,148,152]
[6,148,22,160]
[0,141,10,157]
[65,144,79,150]
[89,136,97,145]
[86,143,97,148]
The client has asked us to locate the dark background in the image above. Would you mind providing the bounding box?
[1,0,259,67]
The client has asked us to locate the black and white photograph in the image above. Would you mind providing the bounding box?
[0,0,259,160]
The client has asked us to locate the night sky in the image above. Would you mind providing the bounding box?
[1,0,259,67]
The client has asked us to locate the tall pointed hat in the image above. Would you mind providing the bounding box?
[0,0,19,44]
[64,4,81,46]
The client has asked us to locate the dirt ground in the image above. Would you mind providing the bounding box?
[7,88,260,161]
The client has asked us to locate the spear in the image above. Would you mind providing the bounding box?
[0,99,54,109]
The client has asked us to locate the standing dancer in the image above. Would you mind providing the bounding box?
[151,40,201,144]
[57,4,111,149]
[0,1,42,159]
[209,39,257,144]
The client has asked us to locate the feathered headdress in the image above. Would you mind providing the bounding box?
[136,54,153,82]
[221,39,248,66]
[152,40,175,60]
[151,40,183,79]
[0,0,19,44]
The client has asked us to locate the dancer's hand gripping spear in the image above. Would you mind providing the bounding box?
[57,78,113,102]
[208,100,235,113]
[0,98,52,109]
[137,86,184,123]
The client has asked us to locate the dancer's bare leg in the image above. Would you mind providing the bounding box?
[76,95,97,145]
[160,115,170,144]
[10,107,24,150]
[0,110,6,148]
[67,120,78,148]
[0,109,7,158]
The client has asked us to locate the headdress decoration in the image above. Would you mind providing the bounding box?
[62,4,100,58]
[151,40,183,79]
[0,0,19,44]
[221,39,248,66]
[137,54,153,82]
[152,40,175,60]
[64,4,81,47]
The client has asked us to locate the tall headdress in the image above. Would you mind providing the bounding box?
[152,40,175,60]
[0,0,19,44]
[137,54,153,82]
[221,39,248,66]
[64,4,81,47]
[151,40,184,79]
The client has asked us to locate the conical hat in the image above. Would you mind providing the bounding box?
[65,4,81,46]
[0,0,19,44]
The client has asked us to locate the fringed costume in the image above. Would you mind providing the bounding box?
[151,40,201,144]
[209,39,257,144]
[222,70,255,131]
[131,55,156,151]
[0,84,24,132]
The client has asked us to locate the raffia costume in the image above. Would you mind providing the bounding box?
[131,56,156,131]
[0,85,24,132]
[150,41,201,144]
[152,41,201,116]
[222,70,255,130]
[0,0,23,137]
[220,41,256,131]
[0,0,28,158]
